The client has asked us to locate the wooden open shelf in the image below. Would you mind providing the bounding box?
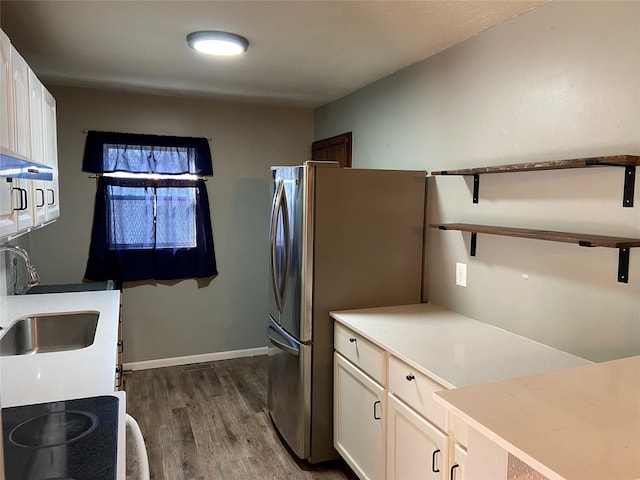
[430,155,640,176]
[430,154,639,207]
[430,223,640,248]
[430,223,639,283]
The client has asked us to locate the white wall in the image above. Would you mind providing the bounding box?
[27,86,313,362]
[315,1,640,362]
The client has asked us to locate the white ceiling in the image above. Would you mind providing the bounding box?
[1,0,545,108]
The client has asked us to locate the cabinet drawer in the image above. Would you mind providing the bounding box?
[388,355,447,431]
[334,323,385,384]
[449,413,468,448]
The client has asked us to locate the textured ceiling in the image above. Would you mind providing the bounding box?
[0,1,545,108]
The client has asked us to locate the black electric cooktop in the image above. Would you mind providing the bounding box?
[2,395,119,480]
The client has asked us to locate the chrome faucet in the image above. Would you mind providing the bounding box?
[0,245,40,288]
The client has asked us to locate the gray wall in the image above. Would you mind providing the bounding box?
[315,1,640,362]
[27,86,313,362]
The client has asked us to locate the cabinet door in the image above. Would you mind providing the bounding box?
[0,31,17,237]
[0,178,16,237]
[42,87,59,221]
[0,29,13,151]
[387,393,448,480]
[11,178,33,231]
[450,443,467,480]
[11,46,30,159]
[334,352,385,480]
[10,47,34,231]
[29,70,47,225]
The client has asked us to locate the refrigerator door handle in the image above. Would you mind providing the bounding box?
[267,321,300,357]
[269,180,291,313]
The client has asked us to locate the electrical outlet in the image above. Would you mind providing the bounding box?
[456,262,467,287]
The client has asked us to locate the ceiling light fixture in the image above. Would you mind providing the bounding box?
[186,31,249,56]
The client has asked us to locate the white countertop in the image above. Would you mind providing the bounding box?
[330,303,590,389]
[1,290,125,479]
[434,356,640,480]
[1,289,121,407]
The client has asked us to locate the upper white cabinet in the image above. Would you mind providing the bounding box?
[1,29,13,152]
[0,28,59,242]
[0,29,17,237]
[29,68,46,225]
[42,87,59,222]
[11,45,31,160]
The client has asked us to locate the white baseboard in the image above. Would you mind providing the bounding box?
[123,346,268,371]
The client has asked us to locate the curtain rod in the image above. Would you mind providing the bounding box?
[82,130,212,141]
[88,174,208,181]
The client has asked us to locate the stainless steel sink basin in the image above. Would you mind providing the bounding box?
[0,312,99,356]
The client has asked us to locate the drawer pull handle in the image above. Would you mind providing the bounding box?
[373,400,381,420]
[36,188,45,207]
[432,449,441,473]
[451,464,460,480]
[406,374,415,381]
[349,337,356,343]
[115,364,123,388]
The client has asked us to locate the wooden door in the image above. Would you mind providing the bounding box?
[312,132,352,167]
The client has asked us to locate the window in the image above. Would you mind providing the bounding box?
[105,182,197,250]
[83,131,217,283]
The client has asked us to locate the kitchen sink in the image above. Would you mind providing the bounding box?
[0,312,99,356]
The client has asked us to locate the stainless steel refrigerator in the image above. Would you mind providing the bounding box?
[267,161,426,463]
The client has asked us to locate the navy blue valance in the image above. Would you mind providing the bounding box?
[82,130,213,176]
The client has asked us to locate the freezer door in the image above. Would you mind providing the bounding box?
[268,166,306,340]
[267,317,312,460]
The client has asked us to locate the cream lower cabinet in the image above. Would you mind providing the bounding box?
[387,355,451,480]
[334,322,462,480]
[334,352,386,480]
[450,443,467,480]
[387,393,448,480]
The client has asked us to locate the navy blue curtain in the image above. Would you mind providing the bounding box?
[85,177,217,282]
[83,131,216,283]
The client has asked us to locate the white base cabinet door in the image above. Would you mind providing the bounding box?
[334,352,385,480]
[450,443,467,480]
[387,393,448,480]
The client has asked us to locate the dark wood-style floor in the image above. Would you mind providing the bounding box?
[124,355,357,480]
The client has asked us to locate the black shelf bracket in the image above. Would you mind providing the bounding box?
[623,166,635,207]
[618,248,630,283]
[472,174,480,203]
[470,232,477,256]
[458,162,636,207]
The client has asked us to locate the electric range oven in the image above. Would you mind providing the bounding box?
[2,394,122,480]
